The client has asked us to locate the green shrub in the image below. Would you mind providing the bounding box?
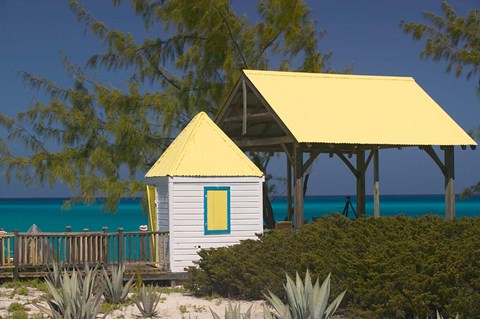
[186,214,480,318]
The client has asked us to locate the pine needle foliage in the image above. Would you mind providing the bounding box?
[400,2,480,91]
[0,0,338,212]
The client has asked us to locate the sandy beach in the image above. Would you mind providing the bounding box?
[0,285,266,319]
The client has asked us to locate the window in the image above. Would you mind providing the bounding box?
[204,186,230,234]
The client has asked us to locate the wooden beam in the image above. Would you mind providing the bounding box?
[373,148,380,218]
[356,150,366,218]
[281,144,294,163]
[423,146,446,175]
[302,150,321,175]
[221,112,274,123]
[287,157,292,221]
[233,136,293,147]
[335,151,358,177]
[242,79,247,135]
[364,149,374,171]
[215,77,243,123]
[444,146,455,221]
[293,145,304,229]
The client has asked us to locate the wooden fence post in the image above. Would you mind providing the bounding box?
[13,229,19,281]
[103,227,109,267]
[117,228,124,267]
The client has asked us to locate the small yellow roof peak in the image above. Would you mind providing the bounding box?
[145,112,263,178]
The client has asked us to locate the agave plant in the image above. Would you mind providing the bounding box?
[133,284,162,318]
[35,265,105,319]
[263,270,346,319]
[436,310,460,319]
[211,302,252,319]
[46,260,63,288]
[101,265,134,304]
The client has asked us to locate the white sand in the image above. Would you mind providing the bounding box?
[0,286,266,319]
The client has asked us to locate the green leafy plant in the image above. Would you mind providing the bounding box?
[263,271,345,319]
[188,215,480,318]
[101,265,134,304]
[132,284,162,318]
[34,265,105,319]
[211,303,252,319]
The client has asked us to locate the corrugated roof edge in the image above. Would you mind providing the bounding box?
[295,141,477,146]
[243,69,415,82]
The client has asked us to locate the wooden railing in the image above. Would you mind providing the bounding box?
[0,233,14,268]
[0,228,169,279]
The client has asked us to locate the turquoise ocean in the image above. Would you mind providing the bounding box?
[0,195,479,233]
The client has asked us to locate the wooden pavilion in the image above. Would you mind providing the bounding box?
[216,70,477,229]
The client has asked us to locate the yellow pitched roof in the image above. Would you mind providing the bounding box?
[243,70,476,146]
[145,112,263,177]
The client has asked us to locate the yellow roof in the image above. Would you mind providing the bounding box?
[243,70,476,146]
[145,112,263,177]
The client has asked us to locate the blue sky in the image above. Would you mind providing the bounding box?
[0,1,479,198]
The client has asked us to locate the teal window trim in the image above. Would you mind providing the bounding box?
[204,186,231,235]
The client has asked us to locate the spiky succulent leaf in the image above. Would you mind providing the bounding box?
[35,266,105,319]
[133,284,161,317]
[102,265,134,304]
[264,270,346,319]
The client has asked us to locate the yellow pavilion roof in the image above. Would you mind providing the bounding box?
[145,112,263,177]
[240,70,476,146]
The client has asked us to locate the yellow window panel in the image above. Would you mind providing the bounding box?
[205,188,230,234]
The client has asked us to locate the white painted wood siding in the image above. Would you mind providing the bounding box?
[169,177,263,272]
[155,178,169,232]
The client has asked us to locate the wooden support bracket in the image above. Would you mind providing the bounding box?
[335,151,358,177]
[423,146,447,175]
[302,150,321,175]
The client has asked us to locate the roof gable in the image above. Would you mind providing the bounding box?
[145,112,263,177]
[219,70,476,146]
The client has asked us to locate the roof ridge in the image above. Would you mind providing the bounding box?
[244,70,414,82]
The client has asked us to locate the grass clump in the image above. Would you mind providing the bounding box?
[7,303,27,313]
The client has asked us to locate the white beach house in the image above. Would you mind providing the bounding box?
[145,112,264,272]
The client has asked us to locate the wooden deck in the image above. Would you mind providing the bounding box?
[0,228,177,280]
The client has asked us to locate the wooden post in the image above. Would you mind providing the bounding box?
[13,229,19,281]
[117,228,124,266]
[103,227,109,267]
[287,158,292,221]
[293,145,304,229]
[356,150,366,217]
[242,79,247,135]
[444,146,455,220]
[373,148,380,218]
